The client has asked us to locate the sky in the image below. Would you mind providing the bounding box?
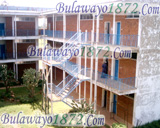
[0,0,117,8]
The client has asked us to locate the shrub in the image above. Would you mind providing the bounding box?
[22,68,41,98]
[0,65,14,94]
[69,100,95,114]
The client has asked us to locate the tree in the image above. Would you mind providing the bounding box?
[22,68,41,98]
[0,65,14,94]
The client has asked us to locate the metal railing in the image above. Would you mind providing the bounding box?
[69,61,136,91]
[0,29,38,37]
[98,33,138,47]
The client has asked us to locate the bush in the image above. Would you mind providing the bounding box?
[22,68,41,98]
[134,120,160,128]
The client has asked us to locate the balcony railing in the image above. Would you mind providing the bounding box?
[0,52,41,60]
[0,52,15,60]
[71,61,136,91]
[40,30,138,47]
[91,70,136,91]
[0,30,38,37]
[98,33,138,47]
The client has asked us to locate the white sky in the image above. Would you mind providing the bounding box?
[0,0,117,8]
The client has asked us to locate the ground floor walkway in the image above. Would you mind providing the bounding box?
[67,90,133,128]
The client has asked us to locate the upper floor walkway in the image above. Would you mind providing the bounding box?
[41,30,139,52]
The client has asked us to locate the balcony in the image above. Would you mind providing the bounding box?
[41,30,138,47]
[0,52,41,63]
[0,29,38,37]
[86,69,136,95]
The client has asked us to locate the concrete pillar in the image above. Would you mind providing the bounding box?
[110,12,116,112]
[84,30,88,100]
[90,14,95,105]
[76,13,80,93]
[15,42,17,59]
[35,17,38,36]
[50,66,53,114]
[14,15,17,37]
[63,13,66,87]
[13,40,15,58]
[94,13,99,111]
[78,29,81,102]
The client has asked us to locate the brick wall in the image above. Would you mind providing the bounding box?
[6,40,13,53]
[77,81,102,106]
[119,59,136,78]
[117,95,134,124]
[17,21,35,30]
[52,15,138,35]
[17,43,35,58]
[5,17,12,30]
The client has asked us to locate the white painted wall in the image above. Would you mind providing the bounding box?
[133,9,160,126]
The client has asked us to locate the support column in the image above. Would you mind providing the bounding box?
[14,15,17,37]
[78,29,81,102]
[50,66,53,114]
[109,12,116,112]
[63,13,66,87]
[84,30,87,100]
[35,17,38,36]
[13,40,15,58]
[15,42,17,59]
[94,13,99,111]
[76,13,80,93]
[90,14,95,105]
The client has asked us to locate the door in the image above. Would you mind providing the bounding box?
[104,22,110,44]
[114,60,119,80]
[0,44,5,59]
[103,90,107,108]
[113,94,117,114]
[116,22,121,45]
[0,23,5,36]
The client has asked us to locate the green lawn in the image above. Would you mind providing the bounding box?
[0,87,71,128]
[0,87,109,128]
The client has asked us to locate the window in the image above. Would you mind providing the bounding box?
[80,14,93,20]
[56,16,63,21]
[126,94,134,99]
[17,17,35,22]
[131,53,137,59]
[126,12,139,18]
[17,39,35,43]
[80,14,103,20]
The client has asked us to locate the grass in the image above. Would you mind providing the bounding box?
[0,87,110,128]
[0,87,71,128]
